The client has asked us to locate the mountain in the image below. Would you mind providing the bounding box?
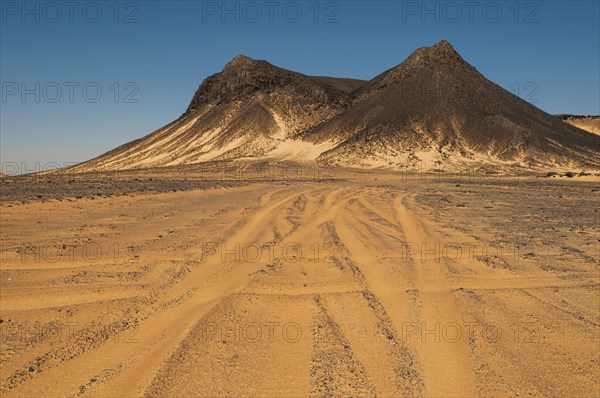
[72,55,365,171]
[68,41,599,173]
[557,115,600,136]
[303,41,599,169]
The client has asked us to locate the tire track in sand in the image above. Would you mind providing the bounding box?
[394,194,477,397]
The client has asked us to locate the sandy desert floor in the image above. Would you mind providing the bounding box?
[1,168,599,397]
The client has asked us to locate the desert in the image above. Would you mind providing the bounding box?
[1,164,599,397]
[1,31,599,398]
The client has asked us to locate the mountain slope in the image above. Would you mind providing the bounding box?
[558,115,600,135]
[69,41,599,173]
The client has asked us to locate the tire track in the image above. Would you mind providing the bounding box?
[310,295,377,397]
[394,194,477,397]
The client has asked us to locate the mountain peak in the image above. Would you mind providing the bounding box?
[224,54,256,70]
[432,39,456,52]
[356,40,471,98]
[405,39,464,66]
[429,39,461,59]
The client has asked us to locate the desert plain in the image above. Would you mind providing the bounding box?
[0,165,598,397]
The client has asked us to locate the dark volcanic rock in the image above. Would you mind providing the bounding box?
[185,55,352,113]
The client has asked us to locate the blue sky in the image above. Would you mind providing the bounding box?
[1,0,599,171]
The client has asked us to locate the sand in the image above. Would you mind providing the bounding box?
[562,117,600,135]
[1,170,598,397]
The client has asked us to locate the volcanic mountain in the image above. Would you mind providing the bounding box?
[69,40,599,172]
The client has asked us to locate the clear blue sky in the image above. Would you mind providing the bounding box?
[1,0,599,171]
